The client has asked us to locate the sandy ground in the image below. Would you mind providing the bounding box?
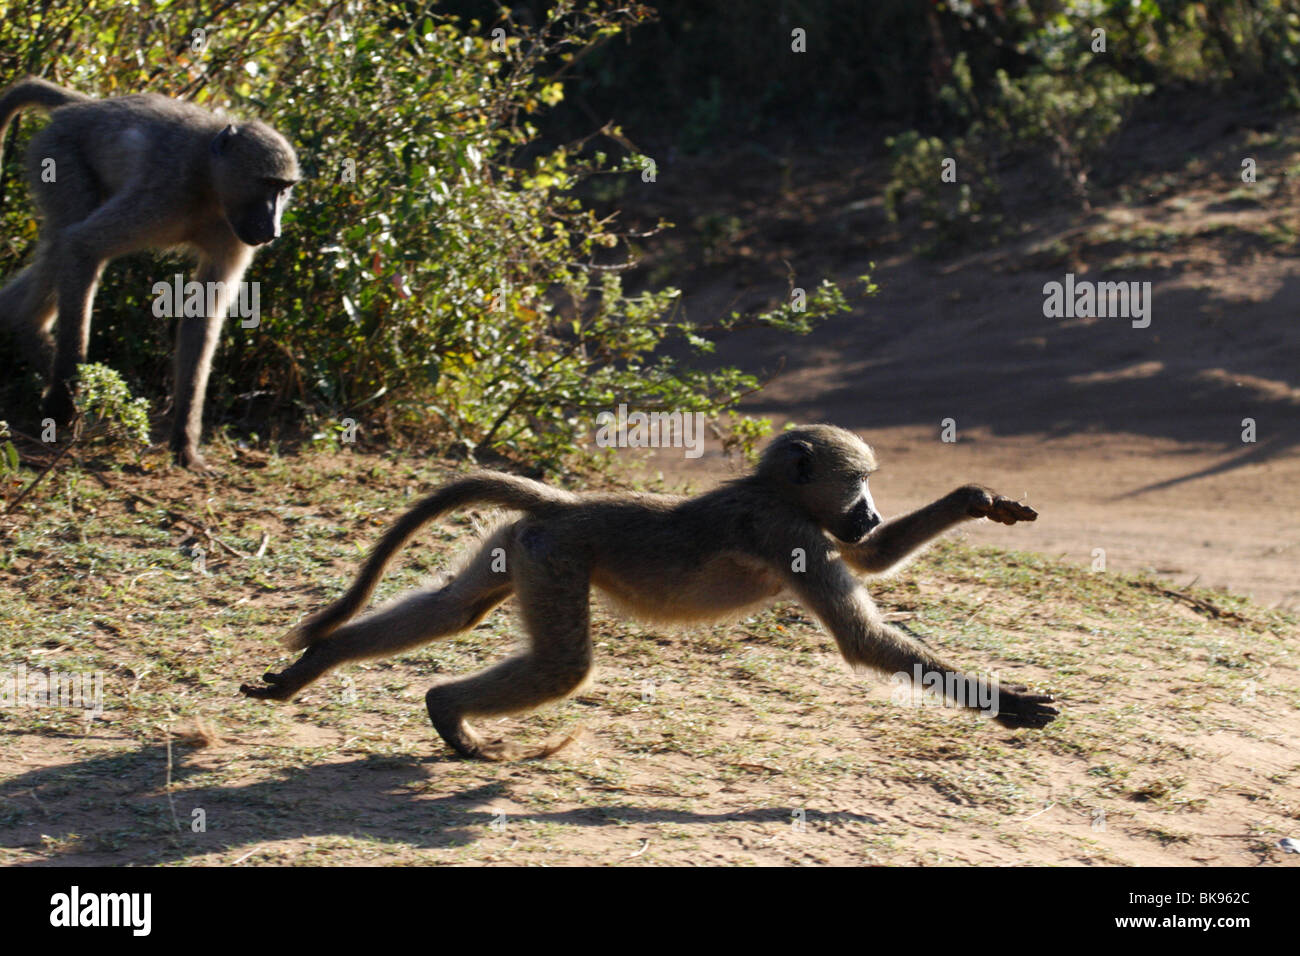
[629,120,1300,609]
[1,464,1295,866]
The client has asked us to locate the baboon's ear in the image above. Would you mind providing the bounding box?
[782,439,816,484]
[210,124,237,156]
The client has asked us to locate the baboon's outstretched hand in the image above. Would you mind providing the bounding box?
[239,672,296,701]
[992,685,1058,728]
[964,486,1038,525]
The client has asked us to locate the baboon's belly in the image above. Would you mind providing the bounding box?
[592,554,785,623]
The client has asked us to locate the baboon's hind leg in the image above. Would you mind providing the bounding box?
[0,258,57,371]
[3,160,108,377]
[427,532,592,762]
[240,526,515,701]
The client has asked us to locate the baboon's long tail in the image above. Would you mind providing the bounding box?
[285,472,574,649]
[0,77,89,169]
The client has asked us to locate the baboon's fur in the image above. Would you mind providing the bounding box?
[242,425,1056,760]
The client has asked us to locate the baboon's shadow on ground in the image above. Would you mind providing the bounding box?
[0,741,874,865]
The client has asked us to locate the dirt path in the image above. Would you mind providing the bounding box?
[630,121,1300,609]
[648,425,1300,609]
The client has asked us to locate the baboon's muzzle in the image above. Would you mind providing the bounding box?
[837,499,882,542]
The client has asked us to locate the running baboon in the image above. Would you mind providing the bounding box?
[241,425,1057,760]
[0,76,298,469]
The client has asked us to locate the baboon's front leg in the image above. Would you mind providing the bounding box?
[426,537,593,761]
[844,485,1037,575]
[787,555,1056,728]
[171,242,254,470]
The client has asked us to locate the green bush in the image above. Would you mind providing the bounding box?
[886,37,1150,249]
[881,1,1300,249]
[0,1,854,469]
[75,363,152,449]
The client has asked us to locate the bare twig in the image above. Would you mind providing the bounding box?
[3,430,79,514]
[124,486,256,560]
[4,430,257,559]
[164,726,182,832]
[1138,581,1246,622]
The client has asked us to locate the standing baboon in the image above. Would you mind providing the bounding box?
[242,425,1057,761]
[0,76,298,469]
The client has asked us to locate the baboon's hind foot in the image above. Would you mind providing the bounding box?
[240,644,334,701]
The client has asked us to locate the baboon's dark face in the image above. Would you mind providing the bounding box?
[228,181,293,245]
[834,477,882,542]
[210,121,299,246]
[762,425,883,542]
